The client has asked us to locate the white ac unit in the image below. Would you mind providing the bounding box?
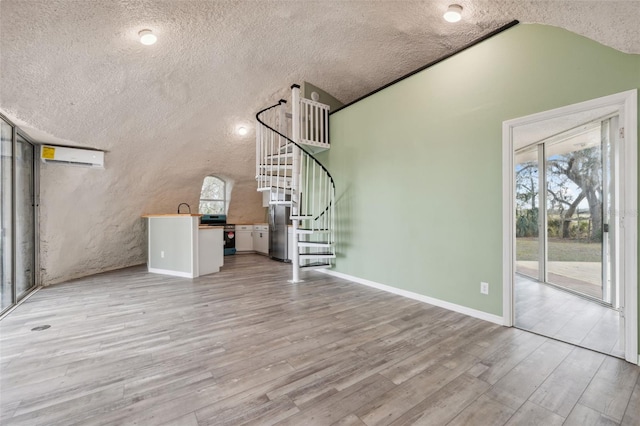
[40,145,104,168]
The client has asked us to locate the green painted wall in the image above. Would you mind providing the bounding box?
[327,24,640,324]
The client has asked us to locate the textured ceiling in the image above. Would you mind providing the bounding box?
[2,1,639,149]
[0,0,639,284]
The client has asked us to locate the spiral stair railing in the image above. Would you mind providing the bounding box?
[255,85,335,282]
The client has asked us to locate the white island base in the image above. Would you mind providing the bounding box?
[143,214,224,278]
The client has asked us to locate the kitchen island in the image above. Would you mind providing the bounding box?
[143,214,224,278]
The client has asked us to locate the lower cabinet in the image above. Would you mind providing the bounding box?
[235,225,253,252]
[253,224,269,255]
[198,228,224,276]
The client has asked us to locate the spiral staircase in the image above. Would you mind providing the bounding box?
[255,84,335,282]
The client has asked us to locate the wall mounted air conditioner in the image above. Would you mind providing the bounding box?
[40,145,104,168]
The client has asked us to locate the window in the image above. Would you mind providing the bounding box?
[199,176,226,214]
[1,117,38,315]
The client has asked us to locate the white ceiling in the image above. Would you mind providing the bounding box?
[0,0,638,284]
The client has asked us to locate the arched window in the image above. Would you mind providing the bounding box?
[199,176,227,214]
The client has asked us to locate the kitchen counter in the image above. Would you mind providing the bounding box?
[142,214,203,217]
[143,214,223,278]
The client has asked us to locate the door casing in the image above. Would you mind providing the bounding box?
[502,89,638,364]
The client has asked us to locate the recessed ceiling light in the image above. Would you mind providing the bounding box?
[237,126,248,136]
[444,4,463,23]
[138,29,157,45]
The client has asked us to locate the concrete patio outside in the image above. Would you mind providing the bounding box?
[517,261,603,299]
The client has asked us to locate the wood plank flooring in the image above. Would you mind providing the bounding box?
[1,254,638,425]
[515,274,624,358]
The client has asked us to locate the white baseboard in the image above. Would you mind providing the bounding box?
[148,267,195,279]
[318,269,505,326]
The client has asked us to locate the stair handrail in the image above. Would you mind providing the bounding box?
[256,94,335,283]
[256,101,336,193]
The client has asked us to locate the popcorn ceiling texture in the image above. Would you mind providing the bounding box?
[0,1,638,285]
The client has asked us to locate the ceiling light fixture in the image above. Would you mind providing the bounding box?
[444,4,463,23]
[138,29,157,45]
[237,126,248,136]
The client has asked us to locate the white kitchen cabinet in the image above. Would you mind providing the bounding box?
[253,224,269,255]
[236,225,253,252]
[198,227,224,276]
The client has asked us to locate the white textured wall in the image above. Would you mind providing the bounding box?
[38,150,266,285]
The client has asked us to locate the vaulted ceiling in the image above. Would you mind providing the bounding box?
[1,0,638,284]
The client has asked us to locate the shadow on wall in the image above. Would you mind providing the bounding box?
[225,180,268,224]
[335,184,353,259]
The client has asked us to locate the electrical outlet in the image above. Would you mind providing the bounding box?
[480,282,489,295]
[161,250,165,258]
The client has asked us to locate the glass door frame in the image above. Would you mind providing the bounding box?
[538,143,548,285]
[0,111,39,317]
[515,117,615,306]
[502,89,638,365]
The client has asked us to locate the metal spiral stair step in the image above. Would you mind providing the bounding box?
[256,176,293,188]
[297,228,330,234]
[265,152,294,159]
[298,241,332,247]
[299,253,336,260]
[259,164,293,170]
[269,200,295,206]
[299,262,332,270]
[258,187,293,194]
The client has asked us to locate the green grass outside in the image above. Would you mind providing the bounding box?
[516,238,601,262]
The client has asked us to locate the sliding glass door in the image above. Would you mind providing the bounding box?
[516,118,615,305]
[0,116,38,316]
[1,119,14,312]
[16,135,35,299]
[515,146,541,280]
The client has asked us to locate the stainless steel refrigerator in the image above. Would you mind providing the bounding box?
[268,194,290,261]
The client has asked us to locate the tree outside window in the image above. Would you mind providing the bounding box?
[199,176,226,214]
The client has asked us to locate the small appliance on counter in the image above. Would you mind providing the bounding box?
[200,214,236,256]
[200,214,226,225]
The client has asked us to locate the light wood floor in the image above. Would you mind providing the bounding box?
[1,254,638,425]
[515,274,624,358]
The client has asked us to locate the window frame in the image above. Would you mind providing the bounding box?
[199,175,227,215]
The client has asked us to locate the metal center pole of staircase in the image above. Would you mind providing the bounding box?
[290,84,302,283]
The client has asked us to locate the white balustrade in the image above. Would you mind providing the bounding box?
[256,85,335,282]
